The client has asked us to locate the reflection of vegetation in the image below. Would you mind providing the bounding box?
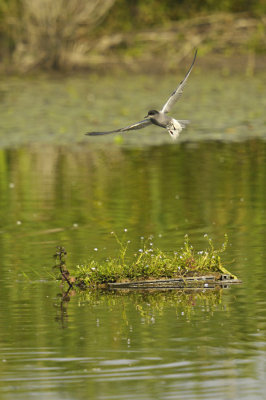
[0,139,265,288]
[69,233,234,288]
[74,288,224,323]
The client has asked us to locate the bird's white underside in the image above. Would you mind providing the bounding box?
[167,119,186,140]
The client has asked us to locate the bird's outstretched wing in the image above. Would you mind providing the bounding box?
[161,49,197,114]
[86,118,152,136]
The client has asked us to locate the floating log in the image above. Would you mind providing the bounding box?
[108,274,241,290]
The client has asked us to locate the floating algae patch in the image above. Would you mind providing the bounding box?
[54,234,240,290]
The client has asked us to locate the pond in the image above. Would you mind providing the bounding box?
[0,71,265,399]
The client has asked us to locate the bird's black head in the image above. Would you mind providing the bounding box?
[145,109,159,118]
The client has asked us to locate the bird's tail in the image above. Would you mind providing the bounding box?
[178,120,190,128]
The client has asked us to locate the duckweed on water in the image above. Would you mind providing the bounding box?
[55,234,236,289]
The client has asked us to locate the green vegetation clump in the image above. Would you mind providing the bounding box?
[69,234,234,288]
[100,0,266,32]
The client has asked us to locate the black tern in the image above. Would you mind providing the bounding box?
[86,50,197,140]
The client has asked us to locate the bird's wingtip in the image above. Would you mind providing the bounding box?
[85,132,98,136]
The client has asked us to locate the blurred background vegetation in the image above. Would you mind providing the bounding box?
[0,0,265,72]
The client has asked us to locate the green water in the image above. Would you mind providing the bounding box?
[0,72,266,399]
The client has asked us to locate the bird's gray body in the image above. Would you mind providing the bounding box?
[86,50,197,140]
[150,111,171,128]
[148,111,189,140]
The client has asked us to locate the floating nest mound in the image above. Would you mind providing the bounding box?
[54,235,241,291]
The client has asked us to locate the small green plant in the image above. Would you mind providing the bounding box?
[69,233,235,288]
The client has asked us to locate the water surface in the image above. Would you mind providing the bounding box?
[0,72,265,400]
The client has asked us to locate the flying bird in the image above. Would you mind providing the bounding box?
[86,50,197,140]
